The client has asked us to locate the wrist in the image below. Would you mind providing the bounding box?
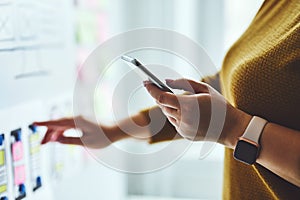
[221,107,252,149]
[102,125,129,143]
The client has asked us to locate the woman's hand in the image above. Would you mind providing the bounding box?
[144,78,251,149]
[34,116,120,149]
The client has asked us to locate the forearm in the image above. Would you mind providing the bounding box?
[256,123,300,187]
[205,71,300,186]
[109,106,179,143]
[109,111,152,142]
[228,112,300,187]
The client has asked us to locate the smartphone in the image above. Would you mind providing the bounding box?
[121,55,173,93]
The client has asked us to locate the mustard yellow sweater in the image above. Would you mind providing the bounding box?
[141,0,300,199]
[221,0,300,199]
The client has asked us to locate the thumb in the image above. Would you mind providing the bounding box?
[166,78,209,94]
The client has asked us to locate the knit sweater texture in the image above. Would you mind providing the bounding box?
[221,0,300,199]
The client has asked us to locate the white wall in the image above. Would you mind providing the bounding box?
[0,1,127,199]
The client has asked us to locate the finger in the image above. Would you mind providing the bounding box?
[56,136,83,146]
[166,79,209,94]
[34,118,76,127]
[41,129,65,144]
[41,128,55,144]
[167,116,178,127]
[156,100,163,108]
[145,83,180,109]
[50,130,65,142]
[161,106,179,119]
[34,118,76,128]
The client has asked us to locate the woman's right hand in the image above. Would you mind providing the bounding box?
[34,116,120,149]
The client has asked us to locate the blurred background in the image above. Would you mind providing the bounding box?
[0,0,263,199]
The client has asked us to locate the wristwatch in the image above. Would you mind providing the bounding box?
[233,116,268,165]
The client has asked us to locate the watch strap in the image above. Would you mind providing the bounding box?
[240,116,268,143]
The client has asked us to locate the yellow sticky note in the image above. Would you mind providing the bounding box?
[0,184,7,193]
[30,146,40,155]
[0,150,5,166]
[30,134,39,143]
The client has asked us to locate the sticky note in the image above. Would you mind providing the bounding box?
[12,141,23,161]
[30,146,40,155]
[30,134,39,143]
[0,150,4,166]
[14,165,26,185]
[0,184,7,193]
[76,11,98,45]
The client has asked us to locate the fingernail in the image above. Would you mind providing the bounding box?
[143,81,147,86]
[143,80,151,87]
[50,135,58,141]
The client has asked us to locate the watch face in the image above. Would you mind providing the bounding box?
[233,140,259,165]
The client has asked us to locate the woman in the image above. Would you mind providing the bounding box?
[35,0,300,199]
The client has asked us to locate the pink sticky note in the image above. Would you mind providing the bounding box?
[14,165,26,185]
[12,142,24,161]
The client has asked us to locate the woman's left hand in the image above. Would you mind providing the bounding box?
[144,78,251,149]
